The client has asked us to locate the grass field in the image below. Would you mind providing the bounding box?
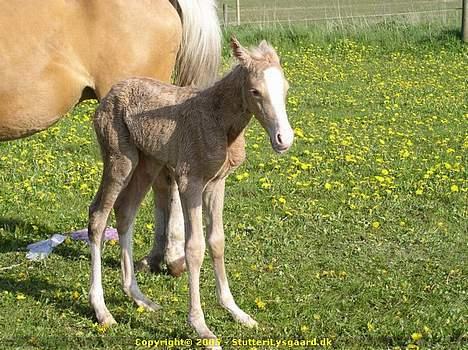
[219,0,462,26]
[0,22,467,350]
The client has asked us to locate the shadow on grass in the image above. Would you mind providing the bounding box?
[0,275,93,319]
[0,217,54,253]
[0,217,122,266]
[0,275,188,342]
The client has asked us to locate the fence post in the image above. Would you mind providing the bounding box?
[236,0,241,25]
[223,3,229,27]
[463,0,468,42]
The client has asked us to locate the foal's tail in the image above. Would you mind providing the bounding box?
[172,0,221,88]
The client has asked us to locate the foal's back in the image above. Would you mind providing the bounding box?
[94,77,196,158]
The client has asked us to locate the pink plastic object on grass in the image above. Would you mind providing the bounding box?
[71,227,119,243]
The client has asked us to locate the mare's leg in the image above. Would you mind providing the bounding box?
[203,180,257,328]
[178,177,220,348]
[114,160,161,311]
[88,151,138,326]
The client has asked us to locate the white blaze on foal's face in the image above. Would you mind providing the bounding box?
[261,67,294,153]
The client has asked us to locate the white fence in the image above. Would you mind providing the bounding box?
[220,0,463,27]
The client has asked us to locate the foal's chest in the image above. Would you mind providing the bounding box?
[210,134,246,182]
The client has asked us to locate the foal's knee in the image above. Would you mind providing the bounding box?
[186,239,206,267]
[208,232,224,259]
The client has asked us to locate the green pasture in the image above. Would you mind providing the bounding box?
[0,23,467,350]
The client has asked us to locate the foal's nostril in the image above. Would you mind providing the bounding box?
[276,133,283,145]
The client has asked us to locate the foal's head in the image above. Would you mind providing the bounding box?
[231,37,294,154]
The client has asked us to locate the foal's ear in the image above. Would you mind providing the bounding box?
[258,40,280,64]
[230,36,251,66]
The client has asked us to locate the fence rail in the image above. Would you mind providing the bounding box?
[220,1,463,27]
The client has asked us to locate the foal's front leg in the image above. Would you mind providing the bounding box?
[179,178,220,349]
[203,179,258,328]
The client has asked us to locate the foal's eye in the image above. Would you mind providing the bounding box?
[249,88,261,97]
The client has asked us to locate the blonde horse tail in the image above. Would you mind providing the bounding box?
[173,0,221,88]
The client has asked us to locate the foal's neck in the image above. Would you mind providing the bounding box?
[202,66,252,144]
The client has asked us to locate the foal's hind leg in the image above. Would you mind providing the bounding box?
[114,160,162,311]
[89,151,138,325]
[204,179,257,328]
[163,176,186,276]
[138,172,186,276]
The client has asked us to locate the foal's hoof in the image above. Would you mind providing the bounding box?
[98,313,117,326]
[243,316,258,328]
[167,257,186,277]
[236,314,258,328]
[136,257,151,272]
[136,256,162,274]
[136,299,162,312]
[199,337,222,350]
[207,345,222,350]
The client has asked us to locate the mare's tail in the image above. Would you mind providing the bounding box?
[172,0,221,88]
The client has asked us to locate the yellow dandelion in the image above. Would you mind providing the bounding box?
[96,323,109,334]
[255,297,266,309]
[450,184,459,192]
[325,182,332,190]
[16,293,26,300]
[411,332,423,342]
[294,128,304,138]
[371,221,380,229]
[415,188,423,195]
[406,344,419,350]
[137,306,145,313]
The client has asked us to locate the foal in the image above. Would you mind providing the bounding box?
[88,38,294,346]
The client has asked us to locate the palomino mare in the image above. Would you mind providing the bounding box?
[0,0,220,275]
[89,37,294,348]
